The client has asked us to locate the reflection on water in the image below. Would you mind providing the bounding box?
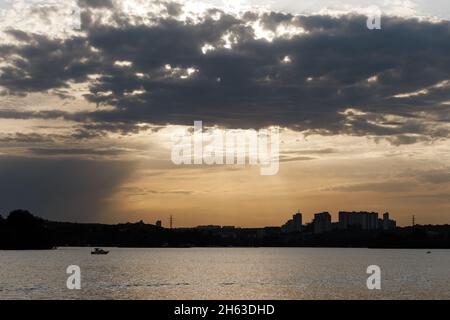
[0,248,449,299]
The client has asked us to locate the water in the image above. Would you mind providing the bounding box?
[0,248,449,299]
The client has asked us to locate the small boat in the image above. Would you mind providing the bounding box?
[91,248,109,255]
[426,251,431,254]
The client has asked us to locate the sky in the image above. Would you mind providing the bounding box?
[1,0,450,227]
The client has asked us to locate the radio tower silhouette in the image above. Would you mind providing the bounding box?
[170,215,173,229]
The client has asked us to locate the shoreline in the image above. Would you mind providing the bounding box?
[1,246,449,250]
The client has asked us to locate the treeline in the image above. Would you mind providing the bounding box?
[0,210,224,249]
[0,210,54,249]
[1,210,450,249]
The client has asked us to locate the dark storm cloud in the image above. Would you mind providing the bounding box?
[0,33,95,93]
[0,156,135,221]
[1,5,450,142]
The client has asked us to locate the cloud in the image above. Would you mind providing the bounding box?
[0,4,450,145]
[0,132,57,144]
[28,147,129,156]
[283,148,337,155]
[0,109,70,120]
[77,0,114,9]
[417,169,450,184]
[164,2,182,16]
[119,186,195,196]
[279,155,315,162]
[0,156,136,221]
[326,181,415,193]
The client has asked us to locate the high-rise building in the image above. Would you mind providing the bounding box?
[292,212,302,232]
[339,211,379,230]
[382,212,396,230]
[281,211,302,233]
[313,212,332,234]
